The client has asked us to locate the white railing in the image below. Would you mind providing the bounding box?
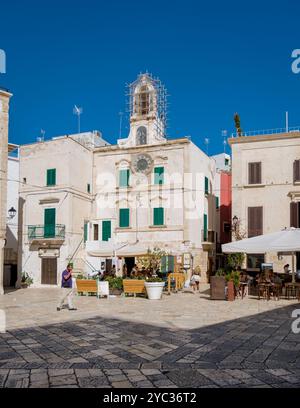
[231,126,300,138]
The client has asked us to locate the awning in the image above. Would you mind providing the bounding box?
[87,241,149,258]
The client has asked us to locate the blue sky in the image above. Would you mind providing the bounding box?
[1,0,300,155]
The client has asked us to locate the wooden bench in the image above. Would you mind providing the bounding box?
[76,279,98,297]
[123,279,145,297]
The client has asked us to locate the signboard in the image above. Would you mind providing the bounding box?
[183,253,191,269]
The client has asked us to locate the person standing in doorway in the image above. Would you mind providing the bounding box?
[57,264,77,311]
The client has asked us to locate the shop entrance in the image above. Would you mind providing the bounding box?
[124,257,135,276]
[41,258,57,285]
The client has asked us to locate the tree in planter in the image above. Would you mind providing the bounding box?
[138,247,167,276]
[227,253,245,271]
[234,112,243,137]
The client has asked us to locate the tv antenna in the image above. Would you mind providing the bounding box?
[37,129,45,143]
[73,105,83,133]
[204,138,210,155]
[222,130,228,153]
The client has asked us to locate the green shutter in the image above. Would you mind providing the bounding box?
[102,221,111,242]
[84,222,88,242]
[154,167,164,185]
[47,169,56,186]
[203,213,208,241]
[216,196,219,209]
[205,176,209,195]
[119,209,130,228]
[119,169,130,187]
[44,208,56,238]
[161,255,174,273]
[154,207,164,226]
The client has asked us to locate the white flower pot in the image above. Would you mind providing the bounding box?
[145,282,165,300]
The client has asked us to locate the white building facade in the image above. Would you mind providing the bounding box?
[19,74,218,285]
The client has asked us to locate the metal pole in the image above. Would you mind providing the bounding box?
[286,111,289,133]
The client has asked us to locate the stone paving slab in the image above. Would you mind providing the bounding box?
[0,287,299,388]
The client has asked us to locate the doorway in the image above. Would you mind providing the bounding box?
[41,258,57,285]
[125,257,135,276]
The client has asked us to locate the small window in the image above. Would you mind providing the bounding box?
[223,222,231,233]
[119,169,130,188]
[87,183,91,193]
[46,169,56,186]
[225,158,229,166]
[293,160,300,182]
[23,177,27,184]
[119,209,130,228]
[153,208,164,226]
[203,213,208,241]
[154,167,164,185]
[205,177,209,195]
[93,224,99,241]
[248,162,261,184]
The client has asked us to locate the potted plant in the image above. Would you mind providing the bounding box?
[21,272,33,288]
[104,276,123,295]
[225,271,240,301]
[144,277,165,300]
[210,268,226,300]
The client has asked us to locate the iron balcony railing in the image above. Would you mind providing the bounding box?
[231,126,300,138]
[28,224,66,240]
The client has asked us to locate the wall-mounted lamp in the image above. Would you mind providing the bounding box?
[7,207,17,219]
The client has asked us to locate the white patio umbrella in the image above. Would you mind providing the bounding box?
[222,228,300,282]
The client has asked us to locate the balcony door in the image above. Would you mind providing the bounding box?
[44,208,56,238]
[41,258,57,285]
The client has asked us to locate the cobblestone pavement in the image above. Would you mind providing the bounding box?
[0,288,300,388]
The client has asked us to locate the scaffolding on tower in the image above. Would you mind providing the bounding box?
[126,72,169,139]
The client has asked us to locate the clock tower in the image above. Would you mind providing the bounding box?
[118,73,167,148]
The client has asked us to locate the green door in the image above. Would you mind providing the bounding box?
[102,221,111,242]
[44,208,56,238]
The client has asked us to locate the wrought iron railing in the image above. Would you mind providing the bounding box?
[28,224,65,240]
[231,126,300,138]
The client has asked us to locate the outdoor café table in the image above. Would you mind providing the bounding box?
[285,283,300,299]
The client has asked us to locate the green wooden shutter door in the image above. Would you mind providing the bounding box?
[154,167,164,185]
[216,196,219,209]
[102,221,111,241]
[154,208,164,226]
[119,209,129,228]
[161,256,166,273]
[84,222,88,242]
[205,177,209,195]
[44,208,56,238]
[47,169,56,186]
[203,213,208,241]
[119,169,130,187]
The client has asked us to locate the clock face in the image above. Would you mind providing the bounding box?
[133,154,153,174]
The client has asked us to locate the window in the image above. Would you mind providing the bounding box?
[46,169,56,186]
[216,196,219,209]
[102,221,111,242]
[205,177,209,195]
[84,222,88,243]
[136,126,147,145]
[44,208,56,238]
[161,256,175,273]
[223,222,231,233]
[203,213,208,241]
[248,206,263,237]
[23,177,27,184]
[119,169,130,188]
[290,202,300,227]
[87,183,91,193]
[154,167,164,185]
[153,208,164,226]
[93,224,99,241]
[247,254,265,270]
[293,160,300,182]
[248,162,261,184]
[225,158,229,166]
[119,209,130,228]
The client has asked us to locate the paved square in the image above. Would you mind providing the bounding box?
[0,287,299,388]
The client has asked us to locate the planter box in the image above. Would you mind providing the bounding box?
[145,282,165,300]
[76,279,98,296]
[227,281,235,301]
[210,276,226,300]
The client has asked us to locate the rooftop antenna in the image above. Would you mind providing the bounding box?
[222,130,228,153]
[37,129,45,143]
[204,138,210,155]
[73,105,83,133]
[119,111,124,139]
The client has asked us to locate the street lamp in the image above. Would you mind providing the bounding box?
[7,207,16,220]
